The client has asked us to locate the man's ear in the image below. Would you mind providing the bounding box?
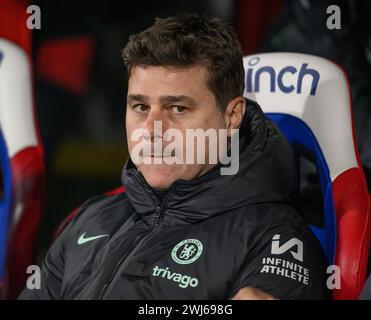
[224,97,246,137]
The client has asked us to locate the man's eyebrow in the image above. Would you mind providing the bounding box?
[127,94,150,104]
[159,95,196,106]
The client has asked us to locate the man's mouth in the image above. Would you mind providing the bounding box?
[142,150,177,158]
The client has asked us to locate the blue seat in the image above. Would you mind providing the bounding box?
[243,52,371,299]
[0,125,12,298]
[0,29,45,299]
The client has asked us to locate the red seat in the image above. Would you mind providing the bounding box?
[243,52,371,299]
[0,0,45,299]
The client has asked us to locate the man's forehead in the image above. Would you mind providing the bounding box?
[129,65,208,85]
[127,65,210,102]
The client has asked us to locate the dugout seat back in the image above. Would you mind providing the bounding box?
[0,2,45,299]
[243,52,370,299]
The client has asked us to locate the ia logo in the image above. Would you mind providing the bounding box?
[271,234,304,262]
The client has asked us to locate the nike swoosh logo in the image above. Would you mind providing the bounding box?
[77,232,109,245]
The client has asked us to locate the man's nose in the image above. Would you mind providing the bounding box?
[143,108,166,139]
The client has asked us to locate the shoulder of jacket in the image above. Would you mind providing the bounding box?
[71,192,132,225]
[233,202,306,238]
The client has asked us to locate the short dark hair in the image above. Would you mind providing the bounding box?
[122,13,245,111]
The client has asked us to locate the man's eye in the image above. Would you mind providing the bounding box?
[171,105,187,114]
[133,104,150,113]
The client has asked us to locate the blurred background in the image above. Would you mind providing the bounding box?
[2,0,371,296]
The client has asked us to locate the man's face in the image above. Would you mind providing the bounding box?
[126,65,227,190]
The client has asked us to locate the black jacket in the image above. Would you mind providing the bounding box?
[19,100,329,300]
[360,274,371,300]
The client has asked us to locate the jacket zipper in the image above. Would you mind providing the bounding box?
[151,189,173,225]
[98,189,173,299]
[98,224,158,299]
[152,206,162,225]
[98,181,177,299]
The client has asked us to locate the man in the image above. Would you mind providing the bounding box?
[19,13,329,300]
[360,273,371,300]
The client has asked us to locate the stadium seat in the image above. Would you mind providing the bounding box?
[243,52,371,299]
[0,0,45,299]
